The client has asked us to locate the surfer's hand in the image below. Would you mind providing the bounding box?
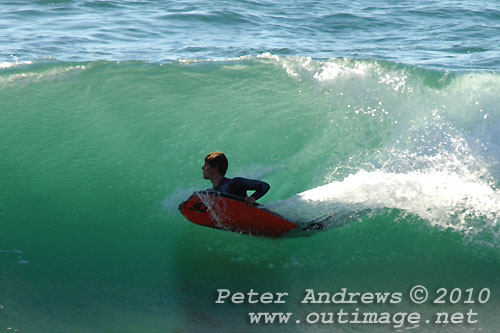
[245,196,255,206]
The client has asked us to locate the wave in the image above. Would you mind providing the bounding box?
[257,55,500,242]
[2,54,500,332]
[2,55,500,244]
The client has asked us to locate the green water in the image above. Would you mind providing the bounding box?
[1,58,499,331]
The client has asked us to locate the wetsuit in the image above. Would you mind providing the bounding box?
[213,177,270,201]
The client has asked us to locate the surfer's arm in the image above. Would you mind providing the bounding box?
[233,177,270,201]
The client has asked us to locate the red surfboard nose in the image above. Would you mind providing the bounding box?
[179,191,296,237]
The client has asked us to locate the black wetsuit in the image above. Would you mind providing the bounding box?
[213,177,270,201]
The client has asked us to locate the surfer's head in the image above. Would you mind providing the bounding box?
[203,151,228,177]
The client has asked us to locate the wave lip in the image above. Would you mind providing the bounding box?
[0,58,32,69]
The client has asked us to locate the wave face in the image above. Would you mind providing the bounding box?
[1,57,500,331]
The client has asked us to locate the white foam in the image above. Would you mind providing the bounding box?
[314,59,371,82]
[0,64,86,88]
[266,167,499,240]
[0,60,32,69]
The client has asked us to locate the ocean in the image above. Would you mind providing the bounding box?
[1,1,499,332]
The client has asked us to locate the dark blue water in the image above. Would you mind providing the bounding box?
[2,0,500,69]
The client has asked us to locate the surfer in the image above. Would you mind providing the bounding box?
[202,152,270,206]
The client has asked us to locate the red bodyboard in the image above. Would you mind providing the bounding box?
[178,191,296,237]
